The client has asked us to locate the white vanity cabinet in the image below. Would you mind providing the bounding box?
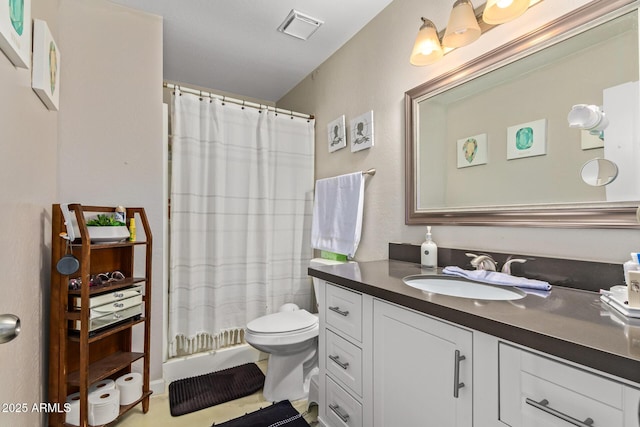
[372,300,473,427]
[499,342,640,427]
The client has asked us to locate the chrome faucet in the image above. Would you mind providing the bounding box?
[501,256,527,275]
[466,253,497,271]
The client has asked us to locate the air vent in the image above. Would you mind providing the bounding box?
[277,9,324,41]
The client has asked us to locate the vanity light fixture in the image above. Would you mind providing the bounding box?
[410,0,540,66]
[483,0,530,25]
[410,18,444,66]
[443,0,481,48]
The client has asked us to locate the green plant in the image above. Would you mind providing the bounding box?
[86,214,125,227]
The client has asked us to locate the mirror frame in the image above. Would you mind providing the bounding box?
[405,0,640,228]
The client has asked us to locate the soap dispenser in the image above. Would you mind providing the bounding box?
[421,226,438,269]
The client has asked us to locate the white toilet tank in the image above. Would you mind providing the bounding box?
[309,258,349,311]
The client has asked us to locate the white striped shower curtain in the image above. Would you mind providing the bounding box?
[169,91,315,357]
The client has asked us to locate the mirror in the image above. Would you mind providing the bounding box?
[581,158,619,187]
[405,1,640,227]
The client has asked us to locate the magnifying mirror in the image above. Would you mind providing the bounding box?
[580,158,619,187]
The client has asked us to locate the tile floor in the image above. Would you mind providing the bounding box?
[117,360,318,427]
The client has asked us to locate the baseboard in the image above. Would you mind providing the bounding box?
[149,378,166,396]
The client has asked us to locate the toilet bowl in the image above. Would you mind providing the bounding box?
[245,257,348,402]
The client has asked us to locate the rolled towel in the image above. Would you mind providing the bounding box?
[442,266,552,291]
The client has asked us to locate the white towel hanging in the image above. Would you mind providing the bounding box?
[311,172,364,258]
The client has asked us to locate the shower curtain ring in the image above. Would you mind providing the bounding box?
[242,100,245,110]
[222,96,226,106]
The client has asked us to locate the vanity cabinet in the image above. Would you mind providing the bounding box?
[372,300,472,427]
[499,342,640,427]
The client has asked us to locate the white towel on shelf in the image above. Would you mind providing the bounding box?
[311,172,364,258]
[442,266,552,292]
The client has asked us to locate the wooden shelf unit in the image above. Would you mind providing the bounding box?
[48,204,153,427]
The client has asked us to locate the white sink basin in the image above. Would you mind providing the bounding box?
[403,275,526,301]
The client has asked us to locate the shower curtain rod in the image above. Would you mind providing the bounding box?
[163,82,314,120]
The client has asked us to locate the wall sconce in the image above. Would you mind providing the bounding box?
[443,0,481,48]
[483,0,531,25]
[410,18,444,66]
[410,0,540,66]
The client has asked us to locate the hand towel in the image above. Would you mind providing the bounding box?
[311,172,364,258]
[442,266,552,291]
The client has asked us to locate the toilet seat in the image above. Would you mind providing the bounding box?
[245,310,319,347]
[247,309,318,335]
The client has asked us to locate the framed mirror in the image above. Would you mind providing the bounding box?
[405,0,640,228]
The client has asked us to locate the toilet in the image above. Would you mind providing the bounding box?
[245,257,345,402]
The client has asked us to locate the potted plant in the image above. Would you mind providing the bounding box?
[86,214,130,242]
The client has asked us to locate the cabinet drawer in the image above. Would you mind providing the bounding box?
[499,343,624,426]
[326,329,362,397]
[326,284,362,342]
[72,285,142,309]
[71,303,142,332]
[326,376,362,427]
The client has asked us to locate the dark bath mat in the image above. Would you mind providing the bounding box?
[212,400,310,427]
[169,362,265,416]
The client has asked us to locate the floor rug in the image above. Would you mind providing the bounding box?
[169,362,265,416]
[212,400,310,427]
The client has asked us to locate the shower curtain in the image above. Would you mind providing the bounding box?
[169,91,315,357]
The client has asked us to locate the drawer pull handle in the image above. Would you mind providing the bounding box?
[329,354,350,370]
[329,306,349,317]
[113,303,124,308]
[453,350,466,398]
[329,403,350,422]
[525,398,594,427]
[113,292,124,298]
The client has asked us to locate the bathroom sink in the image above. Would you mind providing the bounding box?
[403,275,526,301]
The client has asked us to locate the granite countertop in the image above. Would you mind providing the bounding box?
[309,259,640,385]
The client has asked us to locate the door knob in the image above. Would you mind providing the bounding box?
[0,314,20,344]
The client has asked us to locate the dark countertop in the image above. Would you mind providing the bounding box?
[309,259,640,385]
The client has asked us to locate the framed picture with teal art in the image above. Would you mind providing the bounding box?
[32,19,60,110]
[506,118,547,160]
[0,0,31,68]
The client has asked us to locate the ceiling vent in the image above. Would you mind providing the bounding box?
[277,9,324,41]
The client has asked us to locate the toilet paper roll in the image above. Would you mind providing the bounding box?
[116,372,143,405]
[88,388,120,426]
[65,392,81,426]
[88,379,115,395]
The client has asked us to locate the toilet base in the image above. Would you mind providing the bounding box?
[262,341,317,402]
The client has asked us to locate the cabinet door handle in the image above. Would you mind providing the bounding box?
[329,354,350,370]
[453,349,466,398]
[329,403,350,422]
[525,398,594,427]
[329,306,349,317]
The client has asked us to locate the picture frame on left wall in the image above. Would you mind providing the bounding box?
[0,0,31,68]
[32,19,60,111]
[327,115,346,152]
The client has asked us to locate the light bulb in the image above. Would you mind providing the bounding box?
[497,0,513,8]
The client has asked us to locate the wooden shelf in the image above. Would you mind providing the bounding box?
[66,351,145,386]
[49,204,153,427]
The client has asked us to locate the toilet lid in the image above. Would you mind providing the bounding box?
[247,309,317,334]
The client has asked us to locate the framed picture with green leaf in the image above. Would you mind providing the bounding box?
[0,0,31,68]
[32,19,60,110]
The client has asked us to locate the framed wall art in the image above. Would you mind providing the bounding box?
[327,115,346,152]
[507,118,547,160]
[32,19,60,111]
[456,133,488,168]
[350,110,374,152]
[0,0,31,68]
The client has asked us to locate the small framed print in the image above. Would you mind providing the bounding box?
[350,110,374,152]
[0,0,31,68]
[32,19,60,111]
[457,133,488,168]
[507,118,547,160]
[327,115,346,152]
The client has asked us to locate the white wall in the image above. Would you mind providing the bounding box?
[57,0,164,383]
[278,0,640,263]
[0,1,60,425]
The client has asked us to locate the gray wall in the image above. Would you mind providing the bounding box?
[278,0,640,264]
[0,1,163,425]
